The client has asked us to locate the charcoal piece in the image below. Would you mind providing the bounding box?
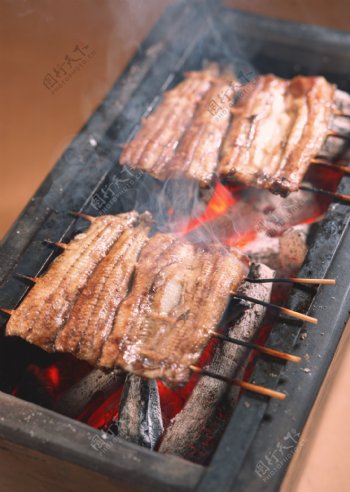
[53,369,125,418]
[159,262,274,464]
[115,374,163,450]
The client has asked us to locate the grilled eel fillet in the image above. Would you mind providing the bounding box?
[6,214,248,385]
[119,65,231,185]
[219,74,336,193]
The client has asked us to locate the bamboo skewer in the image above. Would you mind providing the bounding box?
[0,294,288,399]
[326,130,350,141]
[0,308,15,316]
[0,299,308,357]
[15,273,38,284]
[209,331,301,363]
[233,293,318,324]
[151,314,301,363]
[246,277,336,285]
[0,309,301,363]
[69,211,96,222]
[288,277,335,285]
[230,107,244,115]
[300,185,350,203]
[310,158,350,175]
[43,239,68,250]
[55,242,68,250]
[333,110,350,119]
[190,365,286,400]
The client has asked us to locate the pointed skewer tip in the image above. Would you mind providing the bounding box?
[290,278,336,285]
[230,107,244,115]
[233,379,287,401]
[69,211,96,222]
[55,242,68,250]
[43,239,68,250]
[0,307,15,316]
[246,277,336,285]
[15,273,38,283]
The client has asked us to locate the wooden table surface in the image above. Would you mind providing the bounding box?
[1,2,350,491]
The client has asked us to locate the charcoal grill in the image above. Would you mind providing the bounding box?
[1,1,350,491]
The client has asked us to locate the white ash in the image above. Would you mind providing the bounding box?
[279,224,309,277]
[243,223,310,277]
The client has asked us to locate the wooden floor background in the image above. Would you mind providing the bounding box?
[1,2,350,491]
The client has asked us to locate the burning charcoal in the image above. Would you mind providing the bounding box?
[152,178,214,232]
[114,374,163,450]
[249,188,323,237]
[13,364,55,408]
[159,263,274,464]
[186,184,324,249]
[53,369,125,418]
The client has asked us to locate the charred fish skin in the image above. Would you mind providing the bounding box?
[220,74,336,194]
[120,65,219,180]
[55,215,151,364]
[6,212,140,351]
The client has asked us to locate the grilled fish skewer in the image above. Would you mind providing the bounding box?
[120,69,350,198]
[6,212,143,350]
[4,210,330,385]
